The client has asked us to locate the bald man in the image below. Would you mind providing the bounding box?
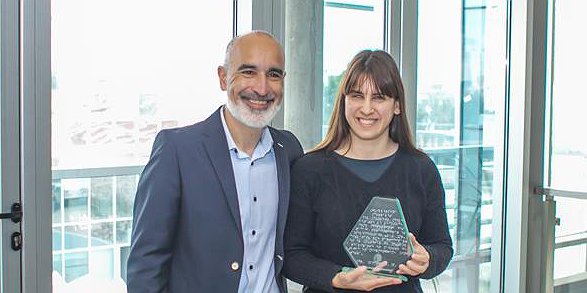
[127,31,303,293]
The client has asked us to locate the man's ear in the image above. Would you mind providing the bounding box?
[218,66,228,91]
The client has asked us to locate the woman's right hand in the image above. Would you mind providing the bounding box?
[331,264,402,291]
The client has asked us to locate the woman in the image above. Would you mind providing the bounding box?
[283,50,453,292]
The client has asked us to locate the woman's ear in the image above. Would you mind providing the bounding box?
[394,100,401,115]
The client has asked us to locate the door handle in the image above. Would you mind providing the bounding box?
[0,203,22,223]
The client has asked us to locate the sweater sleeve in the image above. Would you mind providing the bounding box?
[283,157,342,292]
[416,157,454,279]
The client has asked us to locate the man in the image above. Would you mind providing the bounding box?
[127,31,303,292]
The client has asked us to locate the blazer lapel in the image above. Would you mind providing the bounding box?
[271,131,290,254]
[202,109,242,233]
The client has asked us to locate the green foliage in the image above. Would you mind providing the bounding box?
[323,73,344,127]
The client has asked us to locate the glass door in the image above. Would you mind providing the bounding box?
[542,1,587,292]
[1,0,22,292]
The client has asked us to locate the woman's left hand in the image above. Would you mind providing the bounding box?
[396,233,430,276]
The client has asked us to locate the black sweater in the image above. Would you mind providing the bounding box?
[283,149,453,293]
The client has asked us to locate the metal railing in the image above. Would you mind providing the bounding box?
[535,186,587,290]
[50,165,587,290]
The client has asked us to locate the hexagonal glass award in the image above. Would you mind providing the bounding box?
[342,196,412,281]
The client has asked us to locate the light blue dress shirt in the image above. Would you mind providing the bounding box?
[221,109,280,293]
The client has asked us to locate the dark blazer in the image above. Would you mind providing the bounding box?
[127,107,303,293]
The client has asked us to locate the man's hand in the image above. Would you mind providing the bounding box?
[396,233,430,276]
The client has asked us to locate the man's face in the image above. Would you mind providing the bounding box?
[218,34,285,128]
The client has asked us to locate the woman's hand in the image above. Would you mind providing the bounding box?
[396,233,430,276]
[331,262,402,291]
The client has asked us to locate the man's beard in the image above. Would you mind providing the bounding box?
[226,91,281,128]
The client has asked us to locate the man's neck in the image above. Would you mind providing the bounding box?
[223,108,263,156]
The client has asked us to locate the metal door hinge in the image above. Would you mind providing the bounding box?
[0,203,22,223]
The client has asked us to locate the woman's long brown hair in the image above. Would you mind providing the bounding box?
[312,50,420,154]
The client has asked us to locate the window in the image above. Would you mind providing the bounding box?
[546,0,587,288]
[322,0,386,135]
[416,1,508,292]
[50,1,235,291]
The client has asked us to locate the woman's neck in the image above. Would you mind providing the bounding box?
[336,135,399,160]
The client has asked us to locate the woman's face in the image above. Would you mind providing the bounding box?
[344,79,401,144]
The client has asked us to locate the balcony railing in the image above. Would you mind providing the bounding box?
[50,158,586,290]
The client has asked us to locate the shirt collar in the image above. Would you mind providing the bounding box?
[220,106,274,158]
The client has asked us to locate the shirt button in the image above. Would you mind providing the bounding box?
[249,265,254,270]
[253,197,257,202]
[231,261,240,271]
[252,230,256,236]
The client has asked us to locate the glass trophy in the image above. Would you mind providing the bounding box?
[342,196,413,281]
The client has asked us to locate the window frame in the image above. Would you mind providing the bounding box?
[1,0,23,291]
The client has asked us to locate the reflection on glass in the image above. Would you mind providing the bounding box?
[91,177,113,220]
[91,222,113,246]
[53,227,62,251]
[116,175,136,218]
[417,1,507,292]
[63,178,89,223]
[548,1,587,287]
[51,0,233,170]
[120,246,130,283]
[53,179,62,223]
[51,1,235,291]
[116,220,132,245]
[548,0,587,193]
[64,224,88,250]
[322,0,385,135]
[64,252,88,282]
[53,253,63,276]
